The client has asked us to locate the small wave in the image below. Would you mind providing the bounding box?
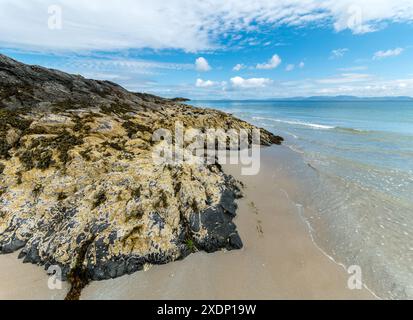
[335,127,372,134]
[252,117,335,130]
[286,144,305,154]
[252,116,376,134]
[284,131,299,139]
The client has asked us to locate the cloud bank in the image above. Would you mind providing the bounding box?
[1,0,413,52]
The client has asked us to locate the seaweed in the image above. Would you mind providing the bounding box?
[101,102,134,115]
[0,109,32,159]
[57,192,68,201]
[103,141,124,152]
[79,148,92,161]
[18,149,35,170]
[51,99,90,112]
[18,130,82,170]
[16,171,22,185]
[37,150,54,170]
[127,209,144,221]
[65,236,96,300]
[72,115,93,133]
[0,109,32,132]
[32,183,43,199]
[191,199,199,213]
[92,190,107,209]
[53,131,84,164]
[122,120,151,139]
[154,189,168,209]
[0,139,11,159]
[20,148,54,170]
[185,239,196,252]
[131,186,141,199]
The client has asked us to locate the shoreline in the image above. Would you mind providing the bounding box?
[277,145,381,299]
[80,145,374,299]
[0,145,376,299]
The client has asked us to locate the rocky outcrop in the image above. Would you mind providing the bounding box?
[0,54,283,287]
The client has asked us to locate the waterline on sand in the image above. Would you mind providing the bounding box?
[190,100,413,299]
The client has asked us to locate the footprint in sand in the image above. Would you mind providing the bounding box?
[256,219,264,237]
[249,201,264,237]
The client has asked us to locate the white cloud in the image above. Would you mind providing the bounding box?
[1,1,413,52]
[230,76,273,88]
[256,54,282,70]
[196,78,216,88]
[286,64,295,71]
[313,77,413,97]
[11,54,195,89]
[195,57,211,72]
[317,73,372,84]
[233,63,245,71]
[20,50,411,99]
[164,75,413,99]
[330,48,349,59]
[69,57,193,73]
[373,48,404,60]
[299,61,305,68]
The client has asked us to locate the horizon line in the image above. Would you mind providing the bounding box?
[186,96,413,101]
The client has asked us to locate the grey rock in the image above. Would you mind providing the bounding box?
[0,238,26,254]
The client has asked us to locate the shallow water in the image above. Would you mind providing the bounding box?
[191,100,413,299]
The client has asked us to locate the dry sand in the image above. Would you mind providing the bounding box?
[0,145,375,299]
[0,252,69,300]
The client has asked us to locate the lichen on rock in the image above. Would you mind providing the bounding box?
[0,54,283,287]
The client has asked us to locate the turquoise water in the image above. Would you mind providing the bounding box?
[191,100,413,299]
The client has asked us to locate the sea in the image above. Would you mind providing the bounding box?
[190,100,413,299]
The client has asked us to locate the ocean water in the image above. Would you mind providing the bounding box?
[191,100,413,299]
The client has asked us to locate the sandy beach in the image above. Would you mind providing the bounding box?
[2,0,413,302]
[0,252,69,300]
[0,145,375,299]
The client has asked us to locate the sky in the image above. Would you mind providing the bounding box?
[1,0,413,99]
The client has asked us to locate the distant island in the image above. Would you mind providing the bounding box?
[275,95,413,101]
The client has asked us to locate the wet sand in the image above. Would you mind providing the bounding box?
[0,145,375,299]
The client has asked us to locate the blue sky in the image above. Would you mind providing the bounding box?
[1,0,413,99]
